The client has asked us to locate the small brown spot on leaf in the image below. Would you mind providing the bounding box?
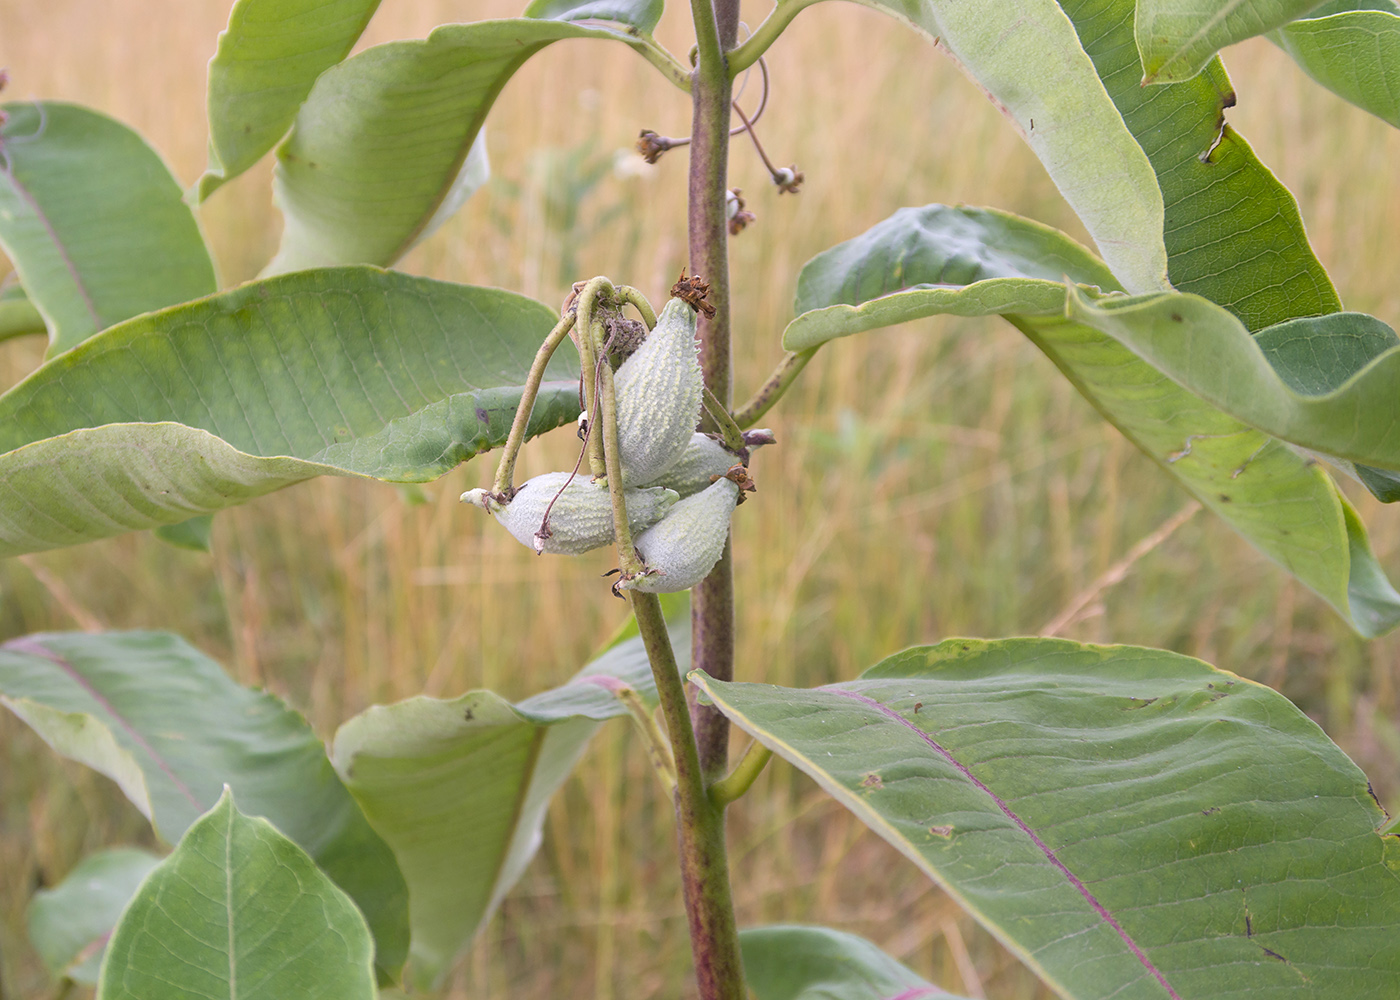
[928,824,954,838]
[913,702,923,714]
[1171,312,1183,322]
[1262,947,1287,963]
[1218,493,1231,503]
[1203,807,1220,816]
[860,772,884,789]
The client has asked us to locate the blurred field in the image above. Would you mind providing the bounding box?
[3,1,1400,997]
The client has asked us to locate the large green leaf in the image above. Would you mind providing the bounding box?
[740,925,967,1000]
[0,631,409,982]
[788,0,1168,295]
[98,790,376,1000]
[1060,0,1340,334]
[1066,289,1400,473]
[268,18,653,272]
[786,205,1400,636]
[27,848,163,985]
[0,267,577,556]
[0,103,217,356]
[200,0,383,200]
[695,638,1400,1000]
[332,621,681,985]
[1271,1,1400,128]
[1134,0,1328,82]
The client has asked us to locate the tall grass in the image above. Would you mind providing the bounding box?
[3,1,1400,996]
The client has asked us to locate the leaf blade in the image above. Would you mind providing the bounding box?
[1271,3,1400,129]
[695,638,1400,1000]
[97,790,377,1000]
[0,103,217,355]
[740,925,967,1000]
[0,631,409,981]
[1135,0,1328,82]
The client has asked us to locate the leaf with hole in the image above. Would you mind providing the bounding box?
[0,267,577,556]
[0,630,409,982]
[694,637,1400,1000]
[97,789,377,1000]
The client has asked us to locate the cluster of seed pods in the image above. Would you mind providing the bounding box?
[461,290,765,592]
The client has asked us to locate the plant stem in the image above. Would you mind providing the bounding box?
[702,386,747,454]
[732,347,816,428]
[615,284,658,329]
[629,591,745,1000]
[493,311,577,495]
[688,0,737,785]
[630,34,696,93]
[708,740,773,807]
[576,278,612,480]
[596,316,646,579]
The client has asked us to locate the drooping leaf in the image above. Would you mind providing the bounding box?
[694,638,1400,1000]
[200,0,383,200]
[793,0,1168,295]
[332,619,684,985]
[740,925,966,1000]
[27,848,163,985]
[0,631,409,982]
[0,283,46,342]
[1134,0,1328,83]
[0,267,578,556]
[786,205,1400,635]
[0,103,217,356]
[97,790,376,1000]
[525,0,665,33]
[1271,1,1400,128]
[267,18,654,272]
[1060,0,1341,334]
[1066,289,1400,474]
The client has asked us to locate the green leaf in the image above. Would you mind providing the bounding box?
[740,925,967,1000]
[268,19,649,272]
[153,515,214,552]
[694,638,1400,1000]
[0,631,409,982]
[0,283,46,342]
[97,789,377,1000]
[332,621,682,985]
[1060,0,1340,334]
[816,0,1168,295]
[1066,289,1400,474]
[27,848,163,985]
[0,267,578,556]
[1134,0,1328,83]
[1272,2,1400,128]
[200,0,383,200]
[0,103,217,356]
[787,205,1400,635]
[525,0,665,33]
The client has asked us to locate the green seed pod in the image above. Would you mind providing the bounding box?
[462,473,677,555]
[614,297,703,486]
[651,431,775,498]
[620,466,754,593]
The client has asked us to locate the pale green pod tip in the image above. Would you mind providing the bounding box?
[620,466,753,592]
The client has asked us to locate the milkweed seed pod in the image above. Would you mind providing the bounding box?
[620,466,755,593]
[651,431,773,498]
[614,297,703,485]
[462,473,678,555]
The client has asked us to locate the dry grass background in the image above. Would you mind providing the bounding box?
[2,1,1400,997]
